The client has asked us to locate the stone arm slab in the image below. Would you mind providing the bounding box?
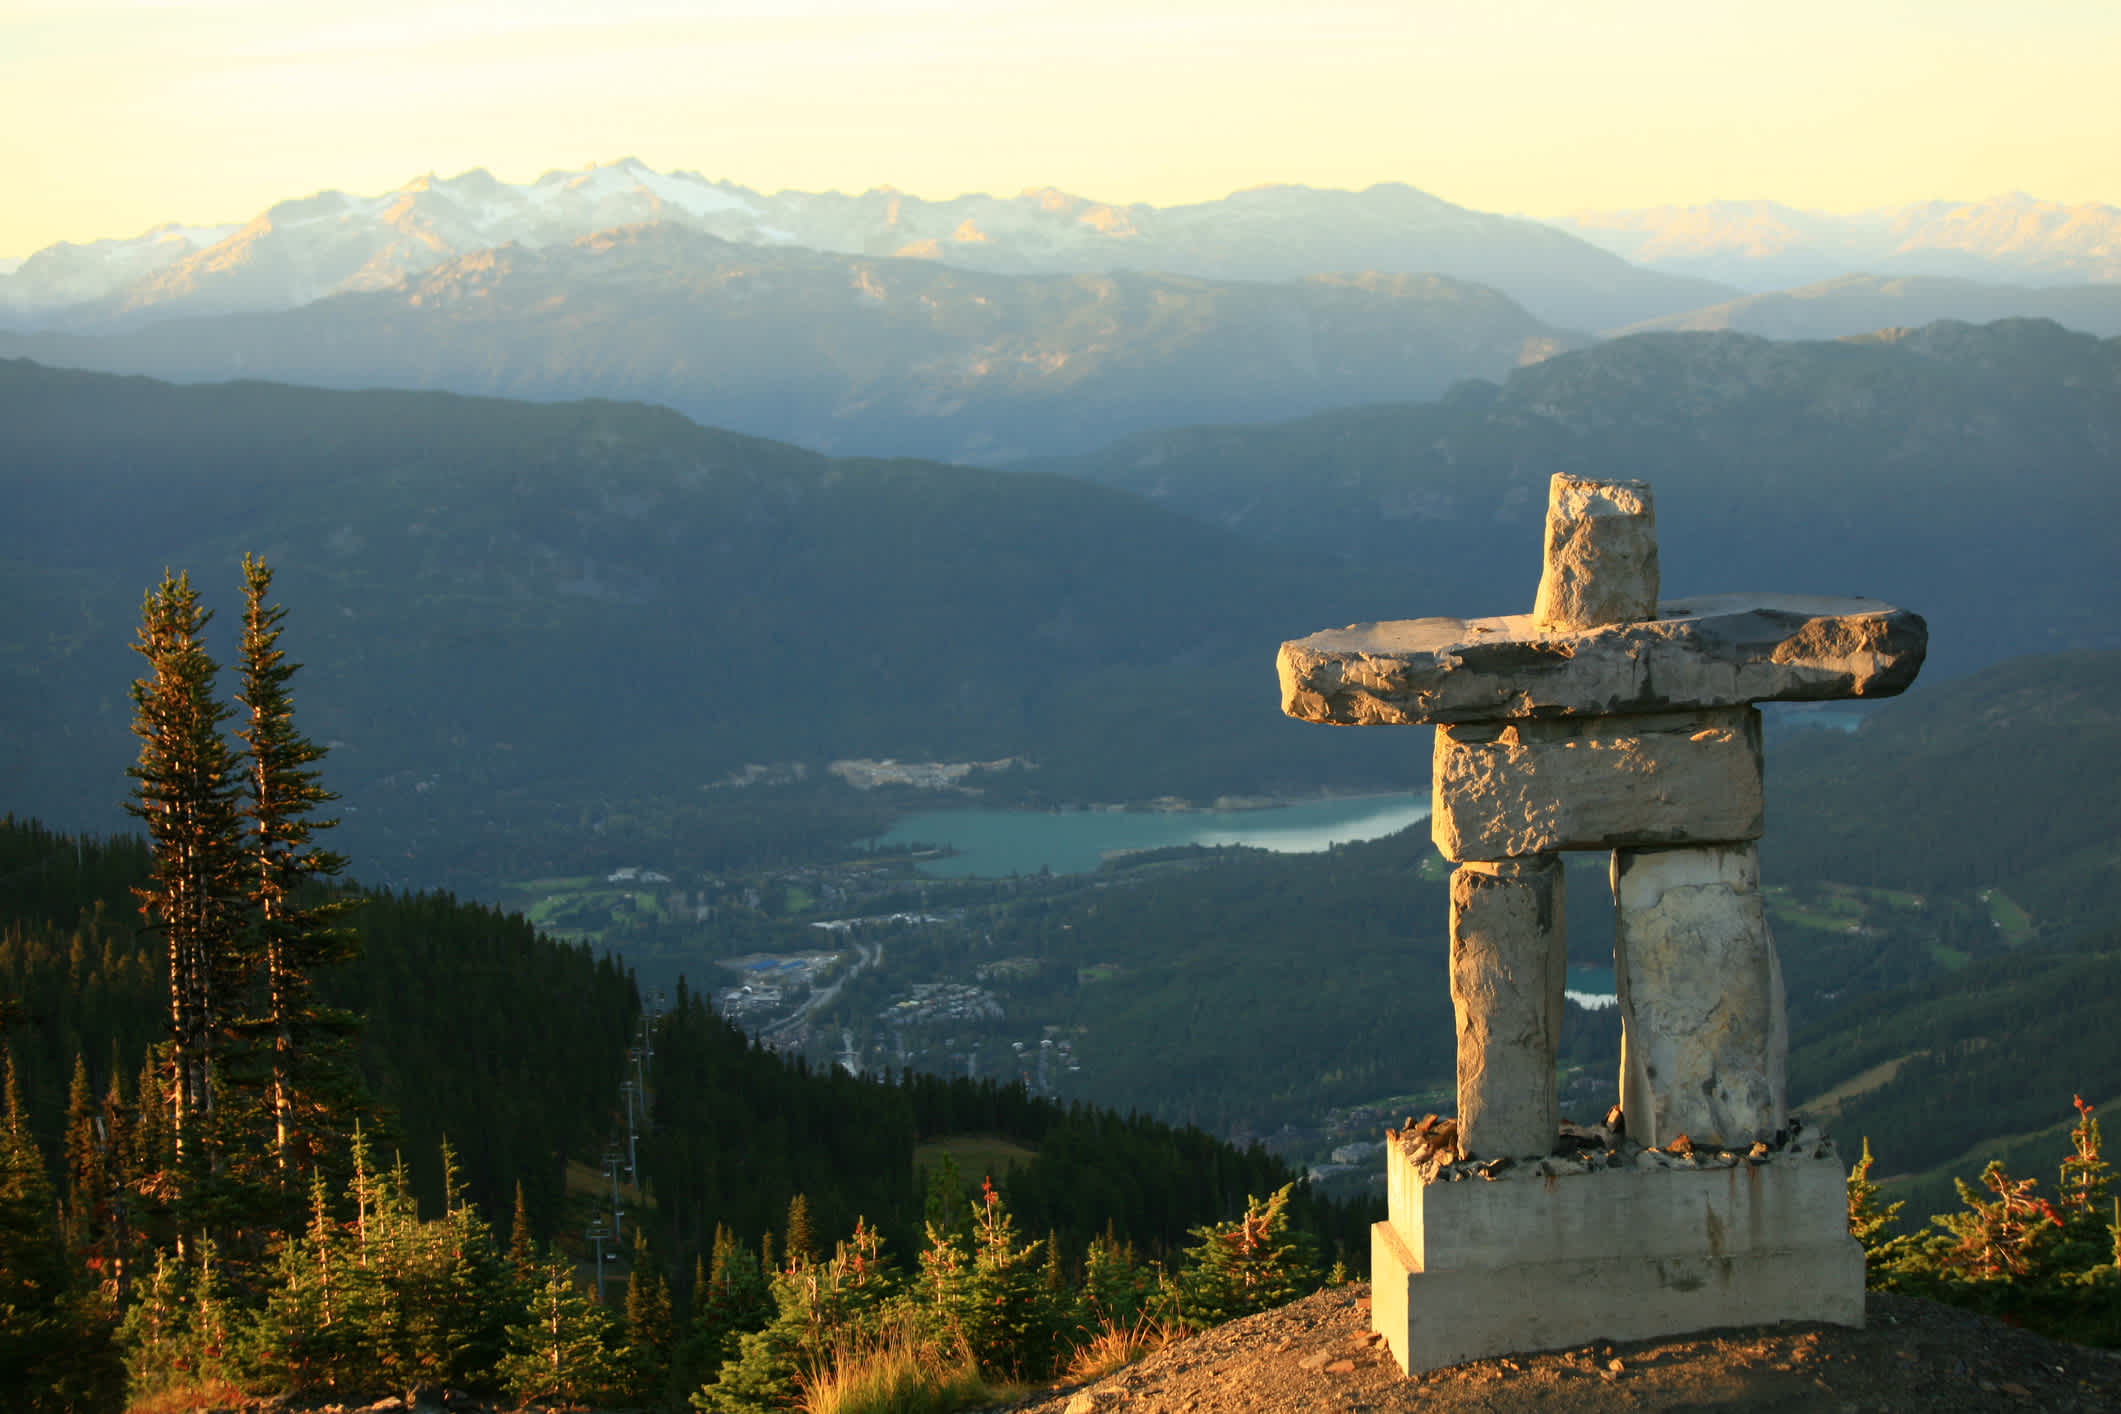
[1279,594,1927,726]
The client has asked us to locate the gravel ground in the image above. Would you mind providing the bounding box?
[996,1285,2121,1414]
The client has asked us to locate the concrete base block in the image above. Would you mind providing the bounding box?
[1373,1148,1861,1374]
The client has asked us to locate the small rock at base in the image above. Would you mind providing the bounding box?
[1065,1392,1125,1414]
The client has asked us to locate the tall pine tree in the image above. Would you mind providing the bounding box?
[233,554,362,1189]
[126,570,243,1202]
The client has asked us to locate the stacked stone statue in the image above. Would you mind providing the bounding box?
[1276,475,1927,1374]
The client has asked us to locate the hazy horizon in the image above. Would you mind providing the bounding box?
[7,0,2120,260]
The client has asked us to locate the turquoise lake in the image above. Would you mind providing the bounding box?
[873,795,1431,878]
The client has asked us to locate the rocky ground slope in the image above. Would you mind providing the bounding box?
[1003,1284,2121,1414]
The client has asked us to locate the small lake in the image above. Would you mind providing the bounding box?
[873,795,1431,878]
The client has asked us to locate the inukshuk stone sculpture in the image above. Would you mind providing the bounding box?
[1276,475,1926,1374]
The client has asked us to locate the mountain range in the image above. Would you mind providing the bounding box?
[1550,193,2121,290]
[0,160,1726,334]
[0,231,1575,464]
[8,164,2120,473]
[1610,274,2121,341]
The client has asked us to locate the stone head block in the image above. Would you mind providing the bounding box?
[1279,594,1926,726]
[1533,475,1659,630]
[1433,707,1763,862]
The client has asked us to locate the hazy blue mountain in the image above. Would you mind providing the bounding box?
[1037,319,2121,681]
[1613,275,2121,340]
[0,160,1728,334]
[0,227,1577,464]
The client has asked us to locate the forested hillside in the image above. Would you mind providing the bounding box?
[0,808,1362,1246]
[0,358,1432,893]
[0,817,634,1232]
[1042,319,2121,681]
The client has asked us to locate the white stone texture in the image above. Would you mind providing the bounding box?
[1613,844,1789,1148]
[1371,1146,1862,1374]
[1277,593,1927,727]
[1449,859,1566,1159]
[1432,707,1763,862]
[1532,475,1660,630]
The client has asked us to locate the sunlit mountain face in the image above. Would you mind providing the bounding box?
[1549,194,2121,290]
[0,159,1726,333]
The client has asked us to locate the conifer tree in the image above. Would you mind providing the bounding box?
[623,1226,674,1399]
[697,1221,897,1414]
[1173,1184,1317,1329]
[95,1066,135,1299]
[129,1048,172,1211]
[126,570,244,1192]
[500,1256,627,1406]
[1,1049,65,1379]
[682,1221,769,1377]
[1847,1136,1917,1285]
[241,1171,363,1395]
[387,1139,515,1389]
[783,1192,816,1270]
[61,1054,102,1254]
[1078,1224,1158,1330]
[962,1177,1057,1379]
[508,1180,538,1288]
[234,554,362,1188]
[3,1052,126,1411]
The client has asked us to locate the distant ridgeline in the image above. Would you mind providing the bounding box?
[0,356,1433,893]
[5,322,2119,896]
[0,814,1369,1266]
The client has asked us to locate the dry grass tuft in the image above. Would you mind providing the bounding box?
[1065,1312,1187,1383]
[800,1316,998,1414]
[126,1378,251,1414]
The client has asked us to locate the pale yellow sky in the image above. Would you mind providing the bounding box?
[3,0,2118,258]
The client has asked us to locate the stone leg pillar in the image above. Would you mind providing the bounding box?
[1612,843,1788,1148]
[1449,857,1566,1159]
